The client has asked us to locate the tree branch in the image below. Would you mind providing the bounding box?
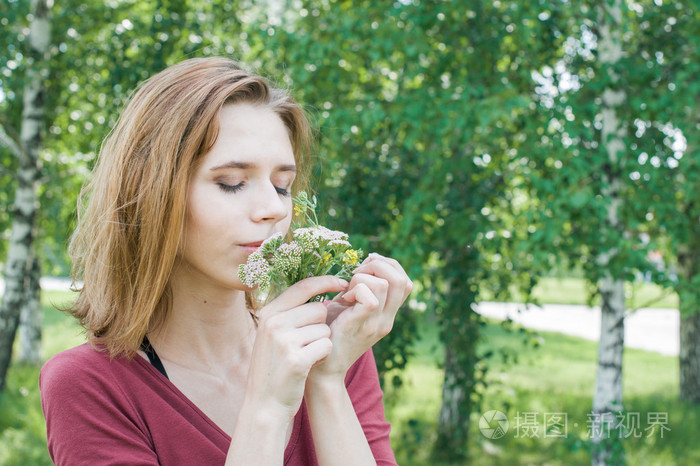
[624,288,676,317]
[0,122,25,160]
[0,165,16,178]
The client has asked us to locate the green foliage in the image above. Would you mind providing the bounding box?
[479,276,679,310]
[387,314,697,465]
[238,192,364,298]
[1,0,253,274]
[2,0,700,461]
[0,365,51,466]
[0,293,81,465]
[517,0,700,293]
[248,2,573,458]
[624,0,700,315]
[3,293,697,466]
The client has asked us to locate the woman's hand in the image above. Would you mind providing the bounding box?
[308,253,413,383]
[242,276,349,420]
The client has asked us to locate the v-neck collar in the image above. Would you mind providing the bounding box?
[132,352,304,462]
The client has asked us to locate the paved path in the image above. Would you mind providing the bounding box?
[475,302,679,357]
[2,278,680,356]
[0,276,78,295]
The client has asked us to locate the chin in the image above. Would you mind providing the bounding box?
[228,278,256,292]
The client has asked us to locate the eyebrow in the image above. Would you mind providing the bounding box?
[209,161,297,173]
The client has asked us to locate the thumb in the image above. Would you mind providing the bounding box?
[263,276,349,315]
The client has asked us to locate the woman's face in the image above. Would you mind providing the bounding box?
[176,103,296,291]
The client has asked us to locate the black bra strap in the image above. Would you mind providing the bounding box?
[140,336,169,380]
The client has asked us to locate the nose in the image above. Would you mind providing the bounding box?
[250,182,289,223]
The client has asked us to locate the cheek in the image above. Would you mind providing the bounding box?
[281,208,293,232]
[183,189,231,244]
[278,198,294,232]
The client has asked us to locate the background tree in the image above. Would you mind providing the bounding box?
[17,255,41,364]
[0,0,250,387]
[250,0,564,460]
[1,1,697,462]
[0,0,51,391]
[627,0,700,404]
[517,0,700,462]
[590,2,628,463]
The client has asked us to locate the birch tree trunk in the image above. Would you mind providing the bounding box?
[0,0,50,391]
[434,343,470,459]
[677,243,700,403]
[432,252,481,462]
[679,310,700,403]
[592,1,627,464]
[18,255,43,365]
[592,277,625,465]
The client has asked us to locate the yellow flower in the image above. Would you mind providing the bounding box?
[343,249,358,265]
[322,252,332,263]
[294,204,304,217]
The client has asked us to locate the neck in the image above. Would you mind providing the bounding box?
[150,269,256,374]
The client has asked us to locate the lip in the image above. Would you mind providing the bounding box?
[239,240,265,254]
[239,241,264,248]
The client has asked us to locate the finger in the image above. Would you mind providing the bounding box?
[258,303,328,337]
[295,323,331,346]
[323,299,351,325]
[341,282,380,318]
[354,254,409,283]
[361,253,404,275]
[301,337,333,365]
[264,276,349,315]
[347,273,388,313]
[377,256,414,297]
[284,302,328,328]
[352,260,409,311]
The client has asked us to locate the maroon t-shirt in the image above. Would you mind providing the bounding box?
[40,343,396,465]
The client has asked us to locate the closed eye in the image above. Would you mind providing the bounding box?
[217,182,244,193]
[218,182,290,197]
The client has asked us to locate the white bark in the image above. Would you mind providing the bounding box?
[0,125,24,159]
[433,277,474,461]
[592,1,627,464]
[677,243,700,402]
[434,342,471,459]
[592,277,625,465]
[0,0,50,390]
[18,255,42,365]
[437,345,467,429]
[679,308,700,403]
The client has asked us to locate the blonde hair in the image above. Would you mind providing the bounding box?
[68,57,313,357]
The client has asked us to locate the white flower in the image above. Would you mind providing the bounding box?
[293,228,320,251]
[238,191,364,299]
[293,226,348,247]
[260,233,284,256]
[238,252,272,288]
[327,239,352,247]
[271,242,303,274]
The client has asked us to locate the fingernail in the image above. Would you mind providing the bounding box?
[338,278,349,287]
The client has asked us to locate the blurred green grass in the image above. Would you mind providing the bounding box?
[481,277,679,309]
[0,281,690,465]
[385,311,694,465]
[1,290,84,466]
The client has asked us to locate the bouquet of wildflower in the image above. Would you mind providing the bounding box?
[238,192,364,301]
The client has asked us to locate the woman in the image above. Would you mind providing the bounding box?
[40,57,412,465]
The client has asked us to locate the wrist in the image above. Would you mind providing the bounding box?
[238,397,295,432]
[305,372,346,398]
[226,400,293,464]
